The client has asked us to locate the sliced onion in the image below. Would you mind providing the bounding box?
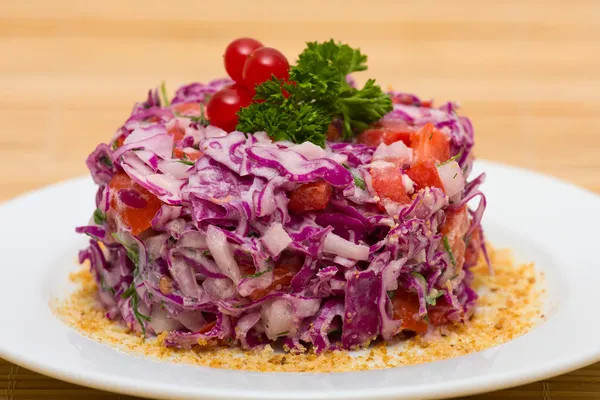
[373,140,413,164]
[437,161,465,198]
[261,223,292,257]
[206,225,240,282]
[323,233,369,261]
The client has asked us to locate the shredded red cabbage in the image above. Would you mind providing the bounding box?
[77,78,488,352]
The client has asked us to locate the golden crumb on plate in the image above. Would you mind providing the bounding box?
[53,245,545,372]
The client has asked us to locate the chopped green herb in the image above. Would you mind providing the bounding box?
[130,288,151,335]
[443,236,456,267]
[99,276,115,295]
[100,156,113,168]
[438,151,463,166]
[121,285,136,299]
[111,140,119,150]
[453,172,458,179]
[177,159,195,166]
[387,290,395,300]
[112,232,140,268]
[160,81,170,107]
[423,314,430,324]
[344,165,366,189]
[426,288,444,306]
[242,267,273,279]
[277,331,289,337]
[247,231,260,238]
[93,208,107,225]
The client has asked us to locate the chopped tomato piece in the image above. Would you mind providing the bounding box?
[357,120,414,147]
[441,206,469,272]
[241,255,303,301]
[370,165,411,205]
[198,320,216,334]
[420,100,432,108]
[428,300,452,326]
[173,147,203,161]
[391,289,428,334]
[288,180,333,213]
[171,102,202,117]
[167,121,186,142]
[108,172,162,236]
[114,136,126,148]
[465,225,482,267]
[410,123,450,162]
[405,159,444,191]
[327,124,340,141]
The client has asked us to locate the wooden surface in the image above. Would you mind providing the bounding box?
[1,0,599,398]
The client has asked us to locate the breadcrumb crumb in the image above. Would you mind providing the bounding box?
[53,244,545,372]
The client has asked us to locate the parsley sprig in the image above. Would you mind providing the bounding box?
[236,40,392,147]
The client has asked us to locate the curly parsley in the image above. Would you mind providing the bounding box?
[236,40,392,146]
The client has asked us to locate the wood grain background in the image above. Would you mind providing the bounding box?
[1,0,599,398]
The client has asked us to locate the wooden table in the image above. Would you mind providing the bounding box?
[1,1,599,398]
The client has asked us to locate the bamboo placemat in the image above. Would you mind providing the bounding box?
[1,0,600,398]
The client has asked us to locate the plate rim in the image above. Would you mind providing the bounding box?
[1,159,600,400]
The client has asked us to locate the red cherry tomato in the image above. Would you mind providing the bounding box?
[242,47,289,91]
[224,38,264,82]
[205,84,253,132]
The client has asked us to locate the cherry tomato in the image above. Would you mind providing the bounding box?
[205,84,253,132]
[242,47,289,91]
[410,123,450,162]
[405,159,444,191]
[370,165,412,205]
[357,120,415,147]
[224,38,264,82]
[441,206,469,271]
[288,180,333,213]
[108,172,162,235]
[391,289,428,334]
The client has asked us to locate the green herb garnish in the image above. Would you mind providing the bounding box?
[438,151,463,166]
[344,165,366,189]
[442,236,456,267]
[387,290,395,300]
[242,267,273,279]
[177,159,195,166]
[426,288,444,306]
[99,276,115,295]
[277,331,289,337]
[93,208,107,225]
[236,40,392,147]
[112,232,140,268]
[100,156,113,168]
[160,81,170,107]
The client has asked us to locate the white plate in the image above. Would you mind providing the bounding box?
[0,160,599,400]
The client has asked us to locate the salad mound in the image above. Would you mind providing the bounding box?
[76,38,487,353]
